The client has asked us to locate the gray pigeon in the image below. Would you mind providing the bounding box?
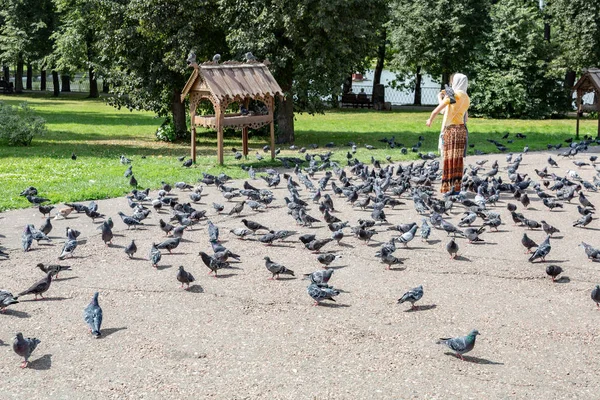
[83,292,103,338]
[118,211,143,229]
[573,213,593,228]
[125,240,137,258]
[317,253,342,267]
[207,220,219,242]
[307,283,339,305]
[230,227,253,239]
[303,269,334,285]
[528,235,551,262]
[149,243,162,268]
[100,221,113,245]
[177,266,195,289]
[397,285,423,310]
[156,237,181,254]
[463,226,485,243]
[29,224,51,244]
[420,218,431,241]
[199,251,230,276]
[58,228,78,260]
[545,265,562,282]
[541,220,560,236]
[39,217,52,235]
[13,332,41,368]
[19,273,52,300]
[264,256,294,279]
[446,238,459,259]
[521,233,538,254]
[398,225,418,247]
[436,329,480,360]
[21,224,33,252]
[591,285,600,308]
[36,263,71,278]
[381,253,403,270]
[0,290,19,312]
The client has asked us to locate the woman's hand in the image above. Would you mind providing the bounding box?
[426,117,433,127]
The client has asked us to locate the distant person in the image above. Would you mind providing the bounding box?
[426,73,470,193]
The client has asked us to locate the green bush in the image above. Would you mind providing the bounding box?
[0,102,47,145]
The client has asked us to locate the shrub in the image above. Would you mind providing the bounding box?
[155,119,190,142]
[0,102,47,145]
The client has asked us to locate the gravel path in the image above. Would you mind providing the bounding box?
[1,149,600,399]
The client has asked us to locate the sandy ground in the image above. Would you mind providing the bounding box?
[1,149,600,399]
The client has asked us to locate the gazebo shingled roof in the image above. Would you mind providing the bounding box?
[181,60,283,165]
[573,68,600,139]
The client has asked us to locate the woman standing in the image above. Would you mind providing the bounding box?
[426,73,470,193]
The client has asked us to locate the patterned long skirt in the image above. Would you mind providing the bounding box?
[441,124,467,193]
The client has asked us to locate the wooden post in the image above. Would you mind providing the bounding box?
[242,127,249,156]
[216,102,224,165]
[190,109,197,163]
[597,105,600,139]
[576,90,581,140]
[270,121,275,160]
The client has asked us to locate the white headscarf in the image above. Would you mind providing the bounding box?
[452,73,468,93]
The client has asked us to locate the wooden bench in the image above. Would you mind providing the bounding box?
[341,92,373,108]
[0,80,14,94]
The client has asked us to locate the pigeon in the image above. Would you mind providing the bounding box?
[38,205,55,217]
[540,220,560,236]
[305,238,333,253]
[199,251,230,276]
[100,222,113,245]
[12,333,41,368]
[242,219,269,232]
[207,220,219,242]
[39,217,52,235]
[176,266,195,289]
[317,253,342,267]
[212,202,225,213]
[83,292,103,338]
[437,330,480,361]
[397,225,418,247]
[26,195,50,205]
[420,218,431,241]
[264,256,294,279]
[307,283,339,305]
[156,237,181,254]
[129,175,138,188]
[591,285,600,308]
[528,235,551,262]
[19,273,52,300]
[58,228,78,260]
[118,211,143,229]
[230,227,253,239]
[36,263,71,278]
[28,224,51,244]
[573,213,593,228]
[182,159,193,167]
[149,243,162,268]
[0,290,19,313]
[303,269,334,285]
[228,201,245,216]
[579,192,595,209]
[331,229,344,244]
[464,226,485,243]
[521,233,538,253]
[120,154,132,164]
[545,265,563,282]
[356,228,378,244]
[124,240,137,258]
[446,238,459,259]
[21,225,33,252]
[397,285,423,310]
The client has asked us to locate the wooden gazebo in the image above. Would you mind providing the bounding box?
[573,68,600,139]
[181,57,283,165]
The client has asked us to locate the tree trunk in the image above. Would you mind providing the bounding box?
[414,66,422,106]
[41,70,47,91]
[102,80,109,93]
[564,70,576,90]
[276,95,295,143]
[26,63,32,90]
[88,66,99,98]
[61,74,71,92]
[15,59,24,93]
[52,70,60,97]
[171,89,187,135]
[2,66,8,81]
[372,29,386,92]
[342,74,352,95]
[441,72,450,90]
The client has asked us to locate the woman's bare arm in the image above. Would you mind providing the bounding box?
[426,102,448,127]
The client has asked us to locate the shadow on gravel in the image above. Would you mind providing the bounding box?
[54,276,78,282]
[29,354,52,370]
[2,309,30,318]
[187,285,204,293]
[319,302,350,308]
[99,327,128,339]
[156,264,173,270]
[554,276,571,283]
[405,304,437,312]
[455,255,471,262]
[444,352,503,365]
[21,297,70,302]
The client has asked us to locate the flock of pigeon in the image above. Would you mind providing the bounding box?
[2,134,600,367]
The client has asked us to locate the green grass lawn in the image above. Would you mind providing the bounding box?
[0,93,598,211]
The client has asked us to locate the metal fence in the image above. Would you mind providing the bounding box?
[9,76,104,93]
[351,83,440,106]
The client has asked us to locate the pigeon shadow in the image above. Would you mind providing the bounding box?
[443,353,504,365]
[554,276,571,284]
[21,296,69,302]
[214,273,237,279]
[108,244,125,249]
[128,256,146,261]
[54,276,79,282]
[490,229,510,233]
[28,354,52,370]
[541,259,567,264]
[265,243,295,248]
[387,266,407,272]
[426,239,441,245]
[582,227,600,231]
[550,235,564,239]
[454,255,471,262]
[404,304,437,312]
[2,309,30,318]
[328,265,348,270]
[318,302,351,308]
[165,252,186,256]
[99,327,127,339]
[337,242,354,248]
[272,276,295,281]
[155,264,173,270]
[187,285,204,293]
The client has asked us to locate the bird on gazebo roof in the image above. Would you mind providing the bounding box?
[245,52,257,63]
[212,54,221,64]
[186,50,196,65]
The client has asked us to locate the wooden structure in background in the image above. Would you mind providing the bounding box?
[573,68,600,139]
[181,58,283,165]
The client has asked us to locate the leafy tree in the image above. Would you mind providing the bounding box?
[97,0,226,135]
[469,0,568,118]
[220,0,387,143]
[389,0,491,101]
[547,0,600,88]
